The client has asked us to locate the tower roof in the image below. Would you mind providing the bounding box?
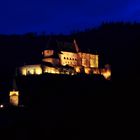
[44,39,78,53]
[45,38,59,51]
[60,42,77,52]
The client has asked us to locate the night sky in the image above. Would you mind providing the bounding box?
[0,0,140,34]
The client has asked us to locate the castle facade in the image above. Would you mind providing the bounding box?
[19,40,111,80]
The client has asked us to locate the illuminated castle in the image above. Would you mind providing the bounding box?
[19,39,111,80]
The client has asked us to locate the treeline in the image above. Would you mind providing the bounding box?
[0,22,140,81]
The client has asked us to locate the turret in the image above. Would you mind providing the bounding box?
[9,79,19,106]
[42,39,60,66]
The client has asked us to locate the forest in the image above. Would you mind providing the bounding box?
[0,22,139,100]
[0,22,139,133]
[0,22,139,80]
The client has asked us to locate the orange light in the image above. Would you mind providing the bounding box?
[75,67,81,73]
[101,70,111,80]
[9,91,19,96]
[9,91,19,106]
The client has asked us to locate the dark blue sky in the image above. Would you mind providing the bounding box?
[0,0,140,34]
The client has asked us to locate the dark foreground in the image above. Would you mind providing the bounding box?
[0,74,114,137]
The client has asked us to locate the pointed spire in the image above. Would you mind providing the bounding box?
[12,68,18,91]
[12,78,18,91]
[73,39,79,53]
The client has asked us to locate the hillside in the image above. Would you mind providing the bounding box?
[0,23,139,134]
[0,22,140,82]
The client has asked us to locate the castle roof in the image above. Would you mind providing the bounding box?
[44,39,77,53]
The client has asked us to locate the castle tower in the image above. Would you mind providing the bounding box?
[42,39,60,66]
[9,90,19,106]
[9,79,19,106]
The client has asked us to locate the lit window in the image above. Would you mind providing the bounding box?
[35,68,42,75]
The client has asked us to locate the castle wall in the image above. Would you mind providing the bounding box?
[44,66,60,74]
[79,53,90,67]
[78,53,99,68]
[42,48,99,69]
[43,50,54,57]
[58,51,99,70]
[9,91,19,106]
[20,64,42,76]
[18,39,106,77]
[42,58,60,66]
[59,51,78,67]
[90,54,99,68]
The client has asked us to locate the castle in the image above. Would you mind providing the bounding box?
[19,39,111,80]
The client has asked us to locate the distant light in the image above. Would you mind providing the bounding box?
[0,104,4,108]
[19,104,24,107]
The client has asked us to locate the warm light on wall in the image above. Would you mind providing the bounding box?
[29,69,34,75]
[19,44,111,80]
[9,91,19,106]
[60,51,77,67]
[42,58,54,63]
[90,55,99,68]
[42,58,60,66]
[21,68,27,76]
[101,69,111,80]
[93,68,100,74]
[44,66,60,74]
[35,67,42,75]
[75,66,81,73]
[84,67,91,74]
[20,65,42,76]
[9,91,19,96]
[43,50,54,57]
